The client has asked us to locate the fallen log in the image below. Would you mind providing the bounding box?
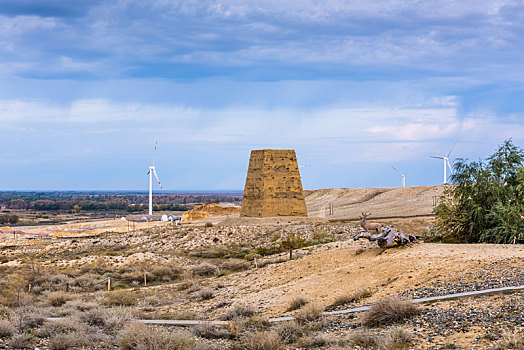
[353,227,416,248]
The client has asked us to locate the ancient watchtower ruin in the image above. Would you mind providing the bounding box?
[240,149,308,217]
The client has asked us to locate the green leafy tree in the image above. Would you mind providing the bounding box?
[435,139,524,243]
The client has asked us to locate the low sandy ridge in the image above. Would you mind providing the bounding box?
[305,185,445,219]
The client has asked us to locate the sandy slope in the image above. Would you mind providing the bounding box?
[305,185,445,219]
[175,240,523,318]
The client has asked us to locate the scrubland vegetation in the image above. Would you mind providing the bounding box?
[434,139,524,243]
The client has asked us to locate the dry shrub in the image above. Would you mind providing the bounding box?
[0,319,15,337]
[239,330,284,350]
[198,287,215,300]
[141,295,162,307]
[219,305,256,321]
[286,296,308,311]
[273,321,305,344]
[192,322,231,339]
[494,329,524,349]
[346,329,376,349]
[329,289,372,309]
[9,307,45,331]
[104,289,137,306]
[362,297,419,327]
[46,291,74,307]
[189,263,218,277]
[8,333,35,349]
[221,259,251,272]
[297,334,336,348]
[80,307,133,334]
[36,318,82,338]
[48,332,89,350]
[63,299,98,311]
[150,265,181,282]
[376,326,413,350]
[295,303,324,323]
[177,280,198,292]
[71,273,104,292]
[117,322,195,350]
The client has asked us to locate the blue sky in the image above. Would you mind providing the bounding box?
[1,0,523,190]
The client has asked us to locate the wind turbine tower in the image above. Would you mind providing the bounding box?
[147,142,163,216]
[431,143,455,184]
[392,167,406,187]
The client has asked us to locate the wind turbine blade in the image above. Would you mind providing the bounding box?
[447,141,457,158]
[391,166,401,174]
[447,160,454,176]
[153,169,163,189]
[430,156,444,159]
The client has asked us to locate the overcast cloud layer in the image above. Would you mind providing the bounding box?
[1,0,523,190]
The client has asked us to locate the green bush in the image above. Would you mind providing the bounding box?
[435,139,524,243]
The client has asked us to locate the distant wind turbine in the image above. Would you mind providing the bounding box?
[392,166,406,187]
[431,143,456,184]
[147,142,163,216]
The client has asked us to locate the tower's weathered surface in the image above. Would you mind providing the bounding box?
[241,149,308,217]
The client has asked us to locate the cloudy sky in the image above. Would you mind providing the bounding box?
[1,0,523,191]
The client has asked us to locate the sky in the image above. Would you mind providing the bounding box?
[1,0,524,191]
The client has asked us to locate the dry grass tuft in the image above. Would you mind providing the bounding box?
[36,317,83,338]
[198,287,215,300]
[189,262,218,277]
[80,307,133,334]
[239,330,285,350]
[0,319,15,337]
[117,322,195,350]
[9,307,46,331]
[329,289,372,308]
[296,334,336,348]
[494,329,524,349]
[362,297,419,327]
[219,305,256,321]
[273,321,305,344]
[47,332,88,350]
[192,322,231,339]
[294,303,324,323]
[346,329,376,349]
[46,291,74,307]
[376,326,413,349]
[286,296,309,312]
[8,333,35,349]
[104,289,137,306]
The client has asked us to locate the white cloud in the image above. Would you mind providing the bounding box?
[2,97,521,163]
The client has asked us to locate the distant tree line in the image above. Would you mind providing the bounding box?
[0,192,242,213]
[435,139,524,244]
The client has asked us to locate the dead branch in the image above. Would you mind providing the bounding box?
[353,227,416,248]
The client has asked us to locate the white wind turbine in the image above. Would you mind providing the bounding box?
[392,166,406,187]
[147,142,163,216]
[431,143,455,184]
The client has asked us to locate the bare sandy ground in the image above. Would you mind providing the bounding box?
[156,238,523,319]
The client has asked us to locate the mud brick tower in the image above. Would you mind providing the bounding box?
[241,149,308,217]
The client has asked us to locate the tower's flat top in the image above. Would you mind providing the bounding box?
[251,149,295,152]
